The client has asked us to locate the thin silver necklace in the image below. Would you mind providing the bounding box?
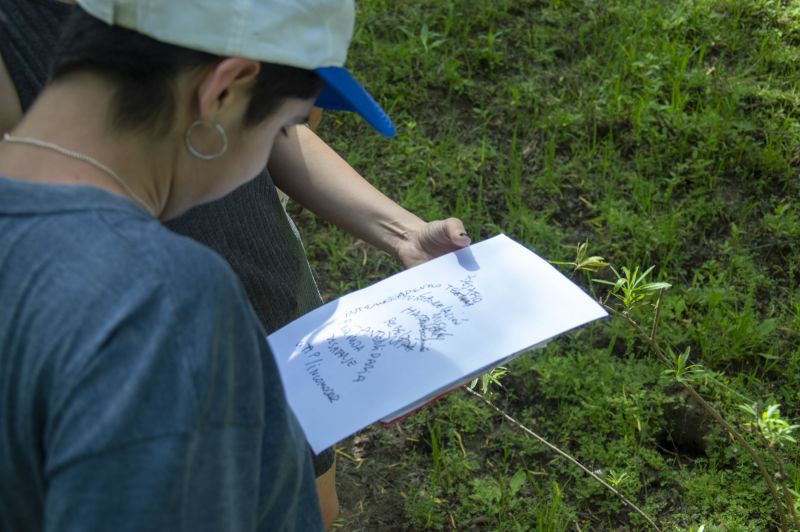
[2,133,156,216]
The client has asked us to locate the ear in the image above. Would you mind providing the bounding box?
[196,58,261,123]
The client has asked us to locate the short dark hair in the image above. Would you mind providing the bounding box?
[50,8,323,135]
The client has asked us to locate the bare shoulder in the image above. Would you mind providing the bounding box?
[0,52,23,134]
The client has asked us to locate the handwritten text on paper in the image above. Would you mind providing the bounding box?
[296,275,482,400]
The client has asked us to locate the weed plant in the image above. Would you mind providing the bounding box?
[294,0,800,529]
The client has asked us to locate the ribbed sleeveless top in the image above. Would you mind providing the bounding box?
[0,0,71,110]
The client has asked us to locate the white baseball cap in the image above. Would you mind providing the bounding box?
[75,0,396,137]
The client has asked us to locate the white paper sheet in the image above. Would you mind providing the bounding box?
[267,234,607,453]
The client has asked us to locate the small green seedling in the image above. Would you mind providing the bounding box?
[594,265,671,311]
[738,403,799,448]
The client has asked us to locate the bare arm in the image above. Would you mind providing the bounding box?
[0,53,23,133]
[268,124,470,267]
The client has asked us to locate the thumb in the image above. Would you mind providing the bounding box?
[421,218,471,255]
[442,217,471,248]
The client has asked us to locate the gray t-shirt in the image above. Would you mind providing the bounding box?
[0,176,323,532]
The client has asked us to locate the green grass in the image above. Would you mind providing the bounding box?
[296,0,800,529]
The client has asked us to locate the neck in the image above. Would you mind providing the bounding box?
[0,76,178,218]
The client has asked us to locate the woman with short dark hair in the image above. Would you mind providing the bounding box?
[0,1,392,530]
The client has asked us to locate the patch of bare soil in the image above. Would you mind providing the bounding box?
[331,423,418,531]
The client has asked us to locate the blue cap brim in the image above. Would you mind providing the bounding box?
[314,66,396,137]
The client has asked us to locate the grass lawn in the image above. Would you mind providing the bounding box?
[294,0,800,529]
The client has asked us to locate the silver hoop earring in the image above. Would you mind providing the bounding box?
[184,120,228,161]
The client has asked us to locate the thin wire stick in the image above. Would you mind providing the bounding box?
[465,387,661,531]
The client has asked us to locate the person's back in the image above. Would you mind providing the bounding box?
[0,176,321,531]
